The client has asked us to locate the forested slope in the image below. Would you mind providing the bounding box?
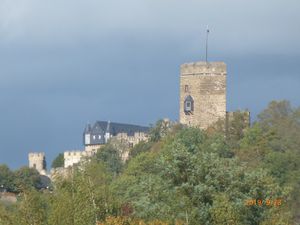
[0,100,299,225]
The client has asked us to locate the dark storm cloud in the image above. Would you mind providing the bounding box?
[0,0,299,168]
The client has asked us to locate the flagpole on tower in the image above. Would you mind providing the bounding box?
[206,26,209,63]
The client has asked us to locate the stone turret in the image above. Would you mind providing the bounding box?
[28,152,47,175]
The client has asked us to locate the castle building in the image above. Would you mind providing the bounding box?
[83,121,149,152]
[179,61,227,129]
[62,121,149,168]
[28,59,250,174]
[28,152,47,175]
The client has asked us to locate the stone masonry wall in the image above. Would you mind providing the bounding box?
[64,150,94,168]
[28,152,46,175]
[179,62,227,129]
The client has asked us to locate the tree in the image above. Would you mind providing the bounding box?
[16,189,49,225]
[149,119,172,142]
[96,143,123,176]
[109,127,293,224]
[14,167,42,192]
[2,100,297,224]
[0,203,16,225]
[128,141,153,158]
[47,178,75,225]
[51,153,64,168]
[112,149,176,221]
[225,111,250,149]
[158,128,292,224]
[0,165,16,192]
[48,160,115,225]
[238,100,300,222]
[258,100,294,129]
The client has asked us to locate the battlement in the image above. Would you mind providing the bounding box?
[64,150,94,157]
[181,61,227,76]
[28,152,45,158]
[64,150,84,158]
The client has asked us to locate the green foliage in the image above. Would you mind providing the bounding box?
[258,100,300,152]
[226,111,250,149]
[210,193,240,225]
[158,129,289,224]
[47,179,74,225]
[14,167,42,192]
[0,203,16,225]
[237,100,300,222]
[149,119,172,142]
[0,165,46,194]
[264,151,299,184]
[0,165,16,192]
[110,126,292,224]
[16,190,49,225]
[51,153,64,168]
[96,143,123,176]
[48,161,115,225]
[2,100,298,224]
[129,141,153,158]
[258,100,294,128]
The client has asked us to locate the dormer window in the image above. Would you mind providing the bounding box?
[184,95,194,113]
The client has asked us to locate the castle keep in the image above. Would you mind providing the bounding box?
[180,62,227,129]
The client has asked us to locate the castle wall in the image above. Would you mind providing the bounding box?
[180,62,227,129]
[84,145,103,153]
[116,132,148,147]
[64,150,94,168]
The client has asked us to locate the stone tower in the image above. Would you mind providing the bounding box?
[28,152,46,175]
[179,61,227,129]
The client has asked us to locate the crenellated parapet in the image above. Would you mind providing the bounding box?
[64,150,95,168]
[28,152,45,159]
[181,62,227,76]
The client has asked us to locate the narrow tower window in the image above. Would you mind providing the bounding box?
[184,85,189,92]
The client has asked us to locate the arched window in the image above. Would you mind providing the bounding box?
[184,95,194,113]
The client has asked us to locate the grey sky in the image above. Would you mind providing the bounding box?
[0,0,299,169]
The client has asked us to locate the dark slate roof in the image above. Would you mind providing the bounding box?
[184,95,194,101]
[92,122,105,135]
[84,124,92,133]
[84,121,149,136]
